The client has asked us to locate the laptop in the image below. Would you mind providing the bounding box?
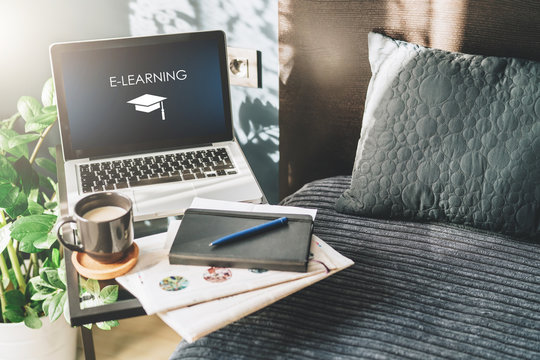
[50,30,264,221]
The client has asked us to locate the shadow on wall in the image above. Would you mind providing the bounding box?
[238,98,279,204]
[129,0,279,203]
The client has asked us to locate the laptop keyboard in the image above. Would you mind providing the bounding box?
[78,147,237,194]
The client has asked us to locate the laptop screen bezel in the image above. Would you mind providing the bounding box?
[50,30,234,161]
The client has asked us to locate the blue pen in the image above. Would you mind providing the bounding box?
[209,217,289,246]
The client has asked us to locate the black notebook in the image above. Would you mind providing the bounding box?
[169,208,314,272]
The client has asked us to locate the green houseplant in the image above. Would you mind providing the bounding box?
[0,78,119,331]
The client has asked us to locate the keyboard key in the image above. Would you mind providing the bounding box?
[116,182,129,189]
[213,164,234,171]
[129,174,182,187]
[182,174,195,180]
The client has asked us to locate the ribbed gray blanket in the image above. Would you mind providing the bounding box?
[170,176,540,359]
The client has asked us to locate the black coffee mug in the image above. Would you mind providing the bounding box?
[55,192,134,263]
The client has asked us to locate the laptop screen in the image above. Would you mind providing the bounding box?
[50,31,233,160]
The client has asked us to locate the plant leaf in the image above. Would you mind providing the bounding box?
[18,238,41,253]
[0,131,28,159]
[30,289,56,301]
[2,112,19,127]
[25,200,44,216]
[29,276,57,298]
[17,96,42,122]
[48,146,57,160]
[23,306,43,329]
[96,320,119,330]
[7,134,40,149]
[41,267,65,290]
[84,279,101,296]
[41,78,56,107]
[35,157,56,174]
[42,291,53,316]
[42,105,57,113]
[42,290,65,320]
[0,183,19,209]
[4,304,24,323]
[48,291,66,322]
[52,248,61,268]
[25,112,56,133]
[13,156,39,195]
[5,289,25,306]
[10,214,57,245]
[28,187,39,202]
[0,223,10,254]
[63,297,70,323]
[0,129,29,159]
[99,285,118,304]
[41,257,53,268]
[5,190,28,220]
[57,260,66,287]
[2,276,9,289]
[78,278,87,295]
[44,201,58,210]
[39,174,55,195]
[0,156,18,185]
[8,268,18,289]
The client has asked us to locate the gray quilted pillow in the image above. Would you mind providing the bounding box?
[336,32,539,239]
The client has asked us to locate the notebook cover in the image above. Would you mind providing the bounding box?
[168,208,314,272]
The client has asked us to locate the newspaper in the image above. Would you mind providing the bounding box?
[116,198,354,342]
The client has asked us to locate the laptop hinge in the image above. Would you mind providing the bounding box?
[212,140,234,146]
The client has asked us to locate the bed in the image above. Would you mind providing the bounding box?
[170,1,540,358]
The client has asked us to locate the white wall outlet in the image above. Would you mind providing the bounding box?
[227,47,261,88]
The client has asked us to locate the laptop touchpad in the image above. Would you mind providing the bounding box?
[134,183,197,216]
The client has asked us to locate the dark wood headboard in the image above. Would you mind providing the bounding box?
[278,0,540,199]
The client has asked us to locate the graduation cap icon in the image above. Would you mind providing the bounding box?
[127,94,167,120]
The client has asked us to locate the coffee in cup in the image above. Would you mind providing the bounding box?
[55,192,134,263]
[83,206,127,222]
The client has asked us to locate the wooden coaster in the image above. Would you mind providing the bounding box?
[71,243,139,280]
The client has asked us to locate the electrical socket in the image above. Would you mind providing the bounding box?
[227,47,261,88]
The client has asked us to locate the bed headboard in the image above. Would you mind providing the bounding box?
[278,0,540,199]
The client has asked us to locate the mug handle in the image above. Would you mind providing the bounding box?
[55,216,85,253]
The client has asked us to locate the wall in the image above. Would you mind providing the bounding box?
[0,0,279,203]
[0,1,131,119]
[129,0,279,203]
